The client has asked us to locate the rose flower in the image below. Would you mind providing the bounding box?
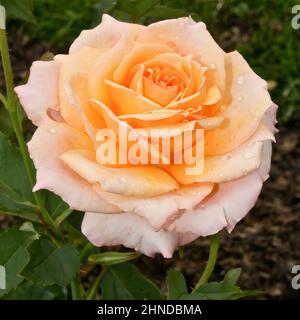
[15,15,277,257]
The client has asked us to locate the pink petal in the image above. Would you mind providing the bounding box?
[168,170,267,236]
[82,212,179,258]
[93,182,214,231]
[69,14,144,54]
[15,61,59,126]
[28,120,118,213]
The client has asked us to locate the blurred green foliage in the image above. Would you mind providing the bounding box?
[3,0,300,123]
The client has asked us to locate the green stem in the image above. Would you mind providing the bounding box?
[86,267,106,300]
[80,242,94,263]
[55,208,73,227]
[192,233,220,293]
[70,276,83,300]
[0,92,7,106]
[0,27,63,243]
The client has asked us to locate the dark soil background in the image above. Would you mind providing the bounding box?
[1,0,300,300]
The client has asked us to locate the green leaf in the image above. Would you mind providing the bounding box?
[0,108,13,137]
[189,268,260,300]
[223,268,242,286]
[166,269,187,300]
[0,132,33,200]
[19,222,40,240]
[0,132,38,221]
[102,263,163,300]
[180,268,260,300]
[117,0,160,18]
[88,251,140,266]
[45,192,69,218]
[3,281,55,300]
[39,51,54,62]
[23,238,80,286]
[94,0,117,14]
[193,281,259,300]
[0,0,35,23]
[145,6,188,20]
[0,229,34,297]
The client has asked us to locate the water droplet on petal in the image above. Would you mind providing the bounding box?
[222,153,232,160]
[219,173,224,177]
[243,150,254,159]
[119,176,126,183]
[210,63,216,70]
[237,96,243,101]
[237,76,244,85]
[48,128,56,134]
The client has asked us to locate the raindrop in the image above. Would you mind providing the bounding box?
[48,128,56,134]
[237,76,244,85]
[243,150,254,159]
[237,96,243,101]
[119,176,126,183]
[219,173,224,177]
[222,153,232,160]
[210,63,216,70]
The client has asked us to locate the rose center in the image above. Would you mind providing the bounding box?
[144,66,184,94]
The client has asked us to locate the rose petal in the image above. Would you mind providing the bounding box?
[204,51,273,155]
[113,42,173,84]
[137,17,226,90]
[15,60,59,126]
[143,76,178,106]
[93,182,213,230]
[70,14,144,53]
[166,140,263,184]
[88,34,135,106]
[61,149,179,197]
[28,120,118,213]
[64,73,106,143]
[104,79,162,114]
[55,47,104,130]
[82,212,179,258]
[258,140,272,182]
[168,171,265,235]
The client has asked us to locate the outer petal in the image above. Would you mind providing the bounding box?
[168,168,270,237]
[166,140,263,184]
[60,149,178,197]
[93,182,214,231]
[204,51,273,155]
[69,14,144,53]
[28,120,118,213]
[82,212,179,258]
[15,60,59,126]
[55,47,104,130]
